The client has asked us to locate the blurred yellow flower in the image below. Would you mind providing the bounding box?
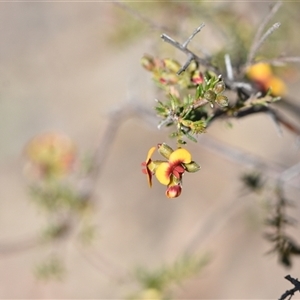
[25,132,76,179]
[247,62,286,96]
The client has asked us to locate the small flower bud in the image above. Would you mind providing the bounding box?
[213,81,225,94]
[192,70,204,85]
[203,90,216,102]
[184,161,200,173]
[216,95,229,107]
[157,143,174,159]
[166,184,182,198]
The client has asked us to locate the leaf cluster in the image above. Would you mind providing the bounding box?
[130,254,209,299]
[264,188,300,268]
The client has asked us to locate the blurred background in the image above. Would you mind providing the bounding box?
[0,2,300,299]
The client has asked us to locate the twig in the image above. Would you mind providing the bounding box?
[225,53,234,81]
[260,56,300,66]
[182,23,205,48]
[279,162,300,184]
[78,104,133,202]
[181,195,247,256]
[75,243,129,283]
[246,1,282,67]
[113,1,172,34]
[0,235,41,255]
[161,24,218,75]
[279,275,300,300]
[246,22,282,70]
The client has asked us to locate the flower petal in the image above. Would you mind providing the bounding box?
[172,165,185,179]
[146,168,153,187]
[155,162,171,185]
[146,146,156,164]
[169,148,192,164]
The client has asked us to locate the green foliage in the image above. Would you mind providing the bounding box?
[29,181,86,213]
[35,255,65,281]
[265,187,300,268]
[129,254,210,299]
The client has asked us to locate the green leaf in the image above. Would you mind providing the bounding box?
[185,132,197,143]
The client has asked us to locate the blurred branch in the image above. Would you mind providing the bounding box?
[75,243,129,283]
[279,162,300,184]
[0,219,72,255]
[78,104,134,202]
[0,235,40,255]
[246,1,282,67]
[113,2,173,34]
[261,56,300,65]
[181,195,246,256]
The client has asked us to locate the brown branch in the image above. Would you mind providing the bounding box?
[279,275,300,300]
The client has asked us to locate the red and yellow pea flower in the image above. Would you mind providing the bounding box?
[141,143,200,198]
[246,62,286,96]
[24,132,76,180]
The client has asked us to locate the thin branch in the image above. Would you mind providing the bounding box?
[248,22,281,67]
[182,23,205,48]
[113,1,173,34]
[161,24,218,75]
[225,53,234,81]
[260,56,300,66]
[78,104,134,202]
[181,195,247,256]
[279,162,300,184]
[246,1,282,66]
[75,243,129,283]
[0,235,41,255]
[279,275,300,300]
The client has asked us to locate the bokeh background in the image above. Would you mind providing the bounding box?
[0,2,300,299]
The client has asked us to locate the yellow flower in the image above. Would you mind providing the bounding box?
[155,148,192,186]
[25,132,76,179]
[265,76,286,96]
[247,62,273,82]
[247,62,286,96]
[142,144,200,198]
